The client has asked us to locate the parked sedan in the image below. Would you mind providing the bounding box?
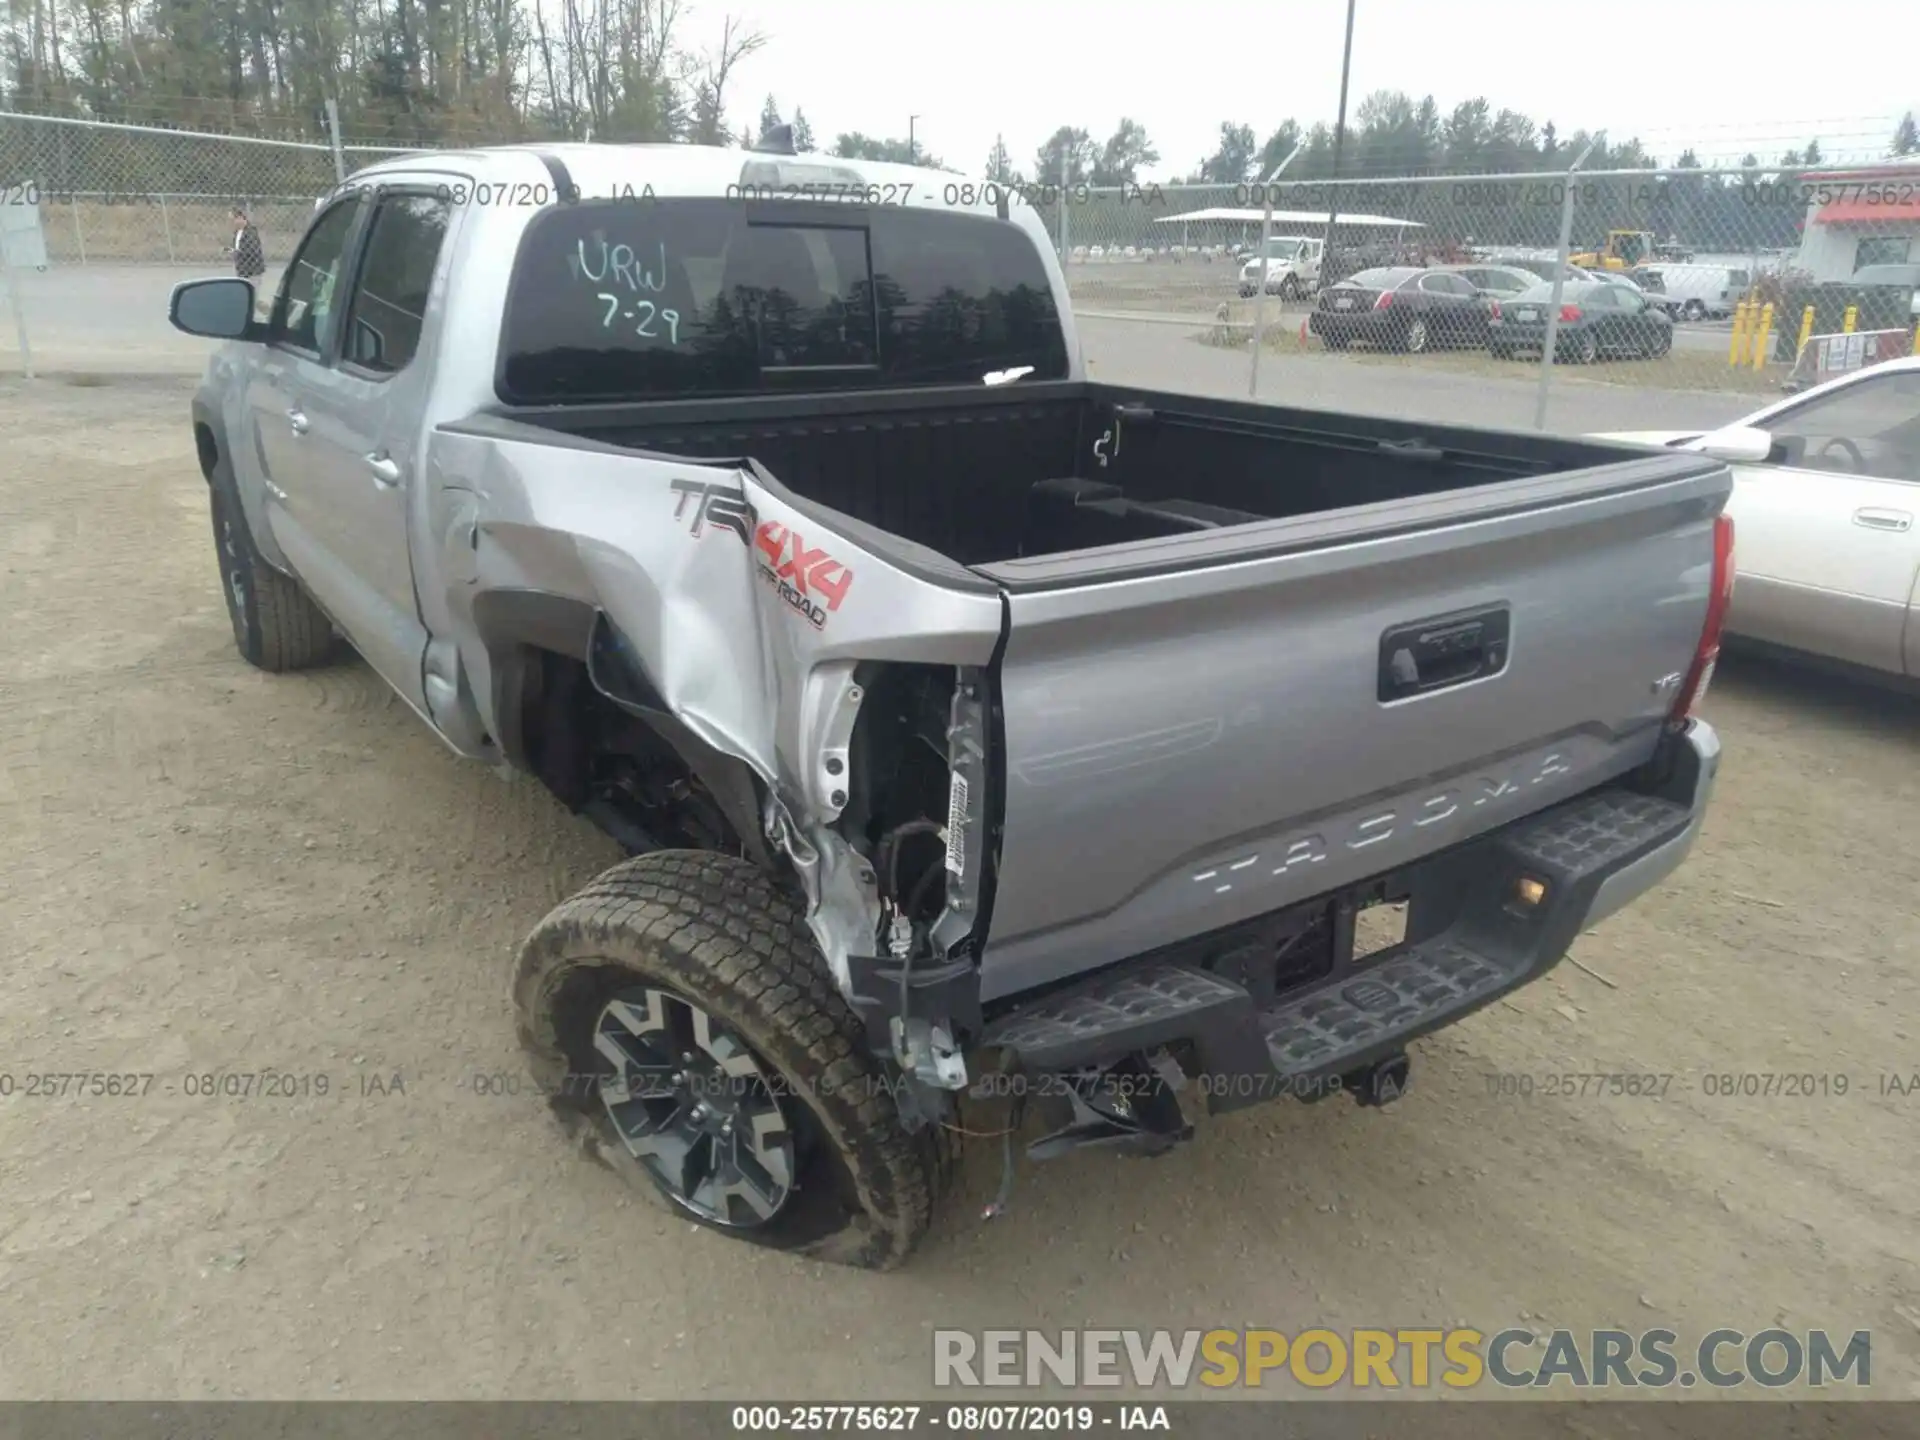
[1433,263,1544,299]
[1592,357,1920,685]
[1309,267,1490,353]
[1487,279,1674,362]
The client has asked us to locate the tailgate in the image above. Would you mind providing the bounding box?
[970,453,1731,999]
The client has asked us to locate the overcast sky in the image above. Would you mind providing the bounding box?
[720,0,1917,177]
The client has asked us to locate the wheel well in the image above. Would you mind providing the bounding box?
[194,421,220,481]
[511,644,769,866]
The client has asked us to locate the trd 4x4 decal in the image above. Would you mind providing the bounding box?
[754,521,854,631]
[669,478,856,630]
[670,477,755,547]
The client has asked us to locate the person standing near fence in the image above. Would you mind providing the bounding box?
[231,207,265,279]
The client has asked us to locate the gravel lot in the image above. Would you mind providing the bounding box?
[2,336,1918,1404]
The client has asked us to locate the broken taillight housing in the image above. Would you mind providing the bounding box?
[1669,511,1736,728]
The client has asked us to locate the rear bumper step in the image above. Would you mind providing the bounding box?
[980,767,1705,1122]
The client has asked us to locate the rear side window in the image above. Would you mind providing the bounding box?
[498,199,1068,403]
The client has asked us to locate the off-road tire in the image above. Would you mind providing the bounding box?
[209,482,335,672]
[512,850,954,1270]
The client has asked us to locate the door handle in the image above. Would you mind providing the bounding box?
[285,408,309,436]
[364,453,402,487]
[1852,507,1913,532]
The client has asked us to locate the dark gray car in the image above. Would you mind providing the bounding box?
[1489,278,1677,362]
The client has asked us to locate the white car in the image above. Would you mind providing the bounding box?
[1594,357,1920,684]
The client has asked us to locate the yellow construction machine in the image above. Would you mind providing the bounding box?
[1570,230,1654,271]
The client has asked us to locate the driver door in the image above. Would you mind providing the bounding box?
[1727,369,1920,675]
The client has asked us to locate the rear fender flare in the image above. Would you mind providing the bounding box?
[471,590,771,866]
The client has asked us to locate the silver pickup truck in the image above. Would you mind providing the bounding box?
[168,138,1734,1270]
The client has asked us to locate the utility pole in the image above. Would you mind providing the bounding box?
[1322,0,1359,278]
[909,116,920,163]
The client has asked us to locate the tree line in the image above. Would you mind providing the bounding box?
[3,0,1913,209]
[1015,97,1917,189]
[1,0,773,145]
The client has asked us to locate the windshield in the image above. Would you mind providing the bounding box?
[498,199,1069,404]
[1261,239,1303,259]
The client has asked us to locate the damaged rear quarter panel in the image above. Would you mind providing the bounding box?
[429,422,1005,987]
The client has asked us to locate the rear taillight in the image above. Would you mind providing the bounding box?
[1559,304,1583,323]
[1489,300,1503,319]
[1373,292,1393,310]
[1670,512,1736,728]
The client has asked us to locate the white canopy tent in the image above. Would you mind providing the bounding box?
[1151,206,1426,259]
[1152,207,1425,229]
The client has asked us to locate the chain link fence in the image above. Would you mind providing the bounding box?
[5,112,1917,415]
[1051,161,1920,405]
[0,111,426,265]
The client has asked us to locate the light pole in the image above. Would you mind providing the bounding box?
[1322,0,1358,277]
[909,116,920,163]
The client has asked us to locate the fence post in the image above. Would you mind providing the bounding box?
[1796,305,1815,361]
[1533,134,1602,432]
[324,99,348,184]
[157,193,177,262]
[1,252,33,380]
[1248,144,1305,399]
[1057,150,1070,265]
[70,193,87,265]
[1841,304,1857,335]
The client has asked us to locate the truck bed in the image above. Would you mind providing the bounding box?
[468,381,1730,1002]
[501,381,1635,568]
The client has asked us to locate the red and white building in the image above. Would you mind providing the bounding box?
[1792,156,1920,280]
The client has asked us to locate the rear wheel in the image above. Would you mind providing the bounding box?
[209,481,336,672]
[1682,299,1706,322]
[1490,345,1514,360]
[1570,331,1599,365]
[1644,327,1673,359]
[1403,317,1431,354]
[512,851,951,1270]
[1279,275,1301,301]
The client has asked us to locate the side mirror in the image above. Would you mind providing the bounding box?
[1689,425,1772,464]
[169,277,258,340]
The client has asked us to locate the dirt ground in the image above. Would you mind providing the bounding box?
[1,373,1918,1402]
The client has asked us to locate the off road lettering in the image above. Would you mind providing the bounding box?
[753,521,855,617]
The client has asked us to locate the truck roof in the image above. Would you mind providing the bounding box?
[335,141,988,210]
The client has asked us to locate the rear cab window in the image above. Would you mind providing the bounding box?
[497,199,1069,404]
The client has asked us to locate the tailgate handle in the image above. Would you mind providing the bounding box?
[1378,605,1511,704]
